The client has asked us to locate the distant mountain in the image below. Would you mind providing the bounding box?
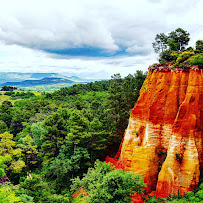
[28,73,63,79]
[0,72,64,84]
[1,77,76,87]
[66,76,93,82]
[0,72,101,88]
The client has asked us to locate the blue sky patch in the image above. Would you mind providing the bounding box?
[44,47,127,57]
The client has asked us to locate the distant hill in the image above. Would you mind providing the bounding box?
[0,72,94,88]
[0,72,63,84]
[0,72,103,88]
[28,73,64,79]
[66,76,94,82]
[1,77,77,87]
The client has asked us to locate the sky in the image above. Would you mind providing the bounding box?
[0,0,202,79]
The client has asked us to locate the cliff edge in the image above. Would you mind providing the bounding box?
[107,63,203,198]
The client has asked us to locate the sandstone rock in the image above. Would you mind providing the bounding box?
[107,64,203,199]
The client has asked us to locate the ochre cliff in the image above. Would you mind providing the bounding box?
[106,63,203,199]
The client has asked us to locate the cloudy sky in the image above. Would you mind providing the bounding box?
[0,0,202,78]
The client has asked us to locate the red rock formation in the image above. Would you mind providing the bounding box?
[107,63,203,199]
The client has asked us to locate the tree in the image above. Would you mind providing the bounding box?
[168,28,190,52]
[0,101,13,129]
[158,49,178,63]
[20,174,51,202]
[107,73,125,135]
[20,174,71,203]
[46,146,91,191]
[196,40,203,53]
[0,132,25,176]
[152,28,190,63]
[1,86,17,91]
[40,109,70,160]
[72,161,146,203]
[152,33,168,53]
[0,156,11,177]
[31,122,48,147]
[10,108,32,136]
[0,121,8,134]
[17,135,38,171]
[87,118,107,160]
[105,72,146,157]
[0,184,21,203]
[107,72,146,136]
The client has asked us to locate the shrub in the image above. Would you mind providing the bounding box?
[175,153,183,163]
[189,54,203,67]
[159,49,177,63]
[4,91,15,96]
[175,51,194,64]
[46,194,71,203]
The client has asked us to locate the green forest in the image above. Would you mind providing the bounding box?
[0,71,148,203]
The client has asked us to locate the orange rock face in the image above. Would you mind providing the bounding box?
[107,63,203,198]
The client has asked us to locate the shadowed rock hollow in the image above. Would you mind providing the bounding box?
[107,63,203,199]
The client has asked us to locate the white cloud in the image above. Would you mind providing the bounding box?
[0,0,201,51]
[0,0,202,77]
[125,44,151,54]
[0,42,155,78]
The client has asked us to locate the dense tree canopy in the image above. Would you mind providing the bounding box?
[0,73,147,202]
[72,161,145,203]
[1,66,203,202]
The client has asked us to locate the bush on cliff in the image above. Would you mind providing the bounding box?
[189,53,203,67]
[158,49,178,63]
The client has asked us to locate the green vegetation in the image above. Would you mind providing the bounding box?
[153,28,203,67]
[0,132,25,175]
[0,184,21,203]
[156,149,167,172]
[0,90,40,105]
[175,152,183,164]
[189,53,203,67]
[146,182,203,202]
[22,83,74,92]
[2,70,201,202]
[72,161,145,203]
[0,94,11,105]
[195,40,203,53]
[1,86,17,91]
[0,71,147,202]
[4,91,35,99]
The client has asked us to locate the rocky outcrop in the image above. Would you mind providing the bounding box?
[107,63,203,198]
